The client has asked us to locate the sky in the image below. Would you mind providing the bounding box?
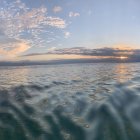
[0,0,140,62]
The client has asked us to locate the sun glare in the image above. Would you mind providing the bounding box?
[119,56,128,60]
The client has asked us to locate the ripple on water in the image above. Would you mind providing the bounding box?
[0,63,139,139]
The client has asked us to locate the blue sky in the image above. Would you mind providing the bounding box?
[0,0,140,61]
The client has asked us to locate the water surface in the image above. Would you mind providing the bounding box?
[0,63,140,140]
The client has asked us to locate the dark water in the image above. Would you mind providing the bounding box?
[0,63,140,140]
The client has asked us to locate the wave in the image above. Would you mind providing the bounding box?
[0,82,139,140]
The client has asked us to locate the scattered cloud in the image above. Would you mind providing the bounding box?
[46,17,66,28]
[64,32,71,38]
[53,6,62,13]
[69,12,80,17]
[0,0,67,57]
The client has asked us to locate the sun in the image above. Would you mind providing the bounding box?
[119,56,128,60]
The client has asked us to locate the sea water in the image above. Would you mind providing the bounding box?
[0,63,140,140]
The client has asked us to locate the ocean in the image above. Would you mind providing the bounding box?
[0,63,140,140]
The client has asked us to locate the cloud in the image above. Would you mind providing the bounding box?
[46,17,66,28]
[23,47,138,57]
[0,1,66,32]
[0,0,67,57]
[0,39,30,57]
[47,47,57,52]
[69,12,80,17]
[21,47,140,62]
[0,1,66,33]
[64,31,71,38]
[45,47,135,57]
[53,6,62,13]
